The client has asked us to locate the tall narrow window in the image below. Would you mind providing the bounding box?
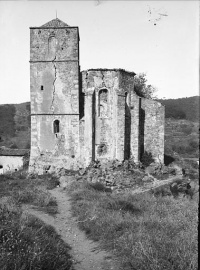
[53,120,60,134]
[48,36,57,59]
[99,89,108,117]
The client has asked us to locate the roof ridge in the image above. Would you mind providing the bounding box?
[40,18,69,28]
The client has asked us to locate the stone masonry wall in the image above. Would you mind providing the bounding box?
[30,28,79,62]
[81,69,141,164]
[130,92,140,163]
[141,98,165,163]
[29,24,80,173]
[30,62,79,114]
[29,114,80,173]
[82,70,120,163]
[119,72,138,161]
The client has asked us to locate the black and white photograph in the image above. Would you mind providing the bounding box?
[0,1,199,269]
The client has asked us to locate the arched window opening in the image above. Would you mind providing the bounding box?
[99,89,108,117]
[48,36,57,59]
[53,120,60,135]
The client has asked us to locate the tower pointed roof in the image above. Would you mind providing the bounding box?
[40,18,69,28]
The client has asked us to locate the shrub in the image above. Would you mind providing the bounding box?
[97,143,107,156]
[141,151,154,167]
[89,182,108,192]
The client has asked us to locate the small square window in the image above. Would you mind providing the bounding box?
[41,85,44,90]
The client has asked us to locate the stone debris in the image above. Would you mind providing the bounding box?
[59,175,76,189]
[169,179,197,199]
[56,159,190,194]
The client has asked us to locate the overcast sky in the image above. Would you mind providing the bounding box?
[0,0,199,104]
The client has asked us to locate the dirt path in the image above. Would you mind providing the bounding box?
[22,174,182,270]
[23,187,118,270]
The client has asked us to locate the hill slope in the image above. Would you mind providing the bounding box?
[0,102,30,149]
[0,97,199,156]
[157,96,199,121]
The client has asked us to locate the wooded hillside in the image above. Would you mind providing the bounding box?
[157,96,199,121]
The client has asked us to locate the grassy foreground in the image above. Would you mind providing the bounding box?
[68,181,198,270]
[0,172,59,215]
[0,171,73,270]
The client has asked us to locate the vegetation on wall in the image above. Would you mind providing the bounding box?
[134,73,157,99]
[141,151,154,167]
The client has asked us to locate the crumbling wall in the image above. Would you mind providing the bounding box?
[81,69,138,163]
[82,70,120,163]
[141,98,165,163]
[30,28,79,62]
[29,25,80,173]
[119,71,136,160]
[29,114,80,173]
[130,92,140,163]
[79,119,85,167]
[30,62,79,114]
[29,19,165,172]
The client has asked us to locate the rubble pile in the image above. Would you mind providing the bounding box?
[57,159,184,193]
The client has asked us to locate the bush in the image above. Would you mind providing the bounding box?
[97,143,107,156]
[141,151,154,167]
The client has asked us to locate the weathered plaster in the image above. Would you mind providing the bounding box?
[141,98,165,163]
[29,19,80,173]
[29,18,165,174]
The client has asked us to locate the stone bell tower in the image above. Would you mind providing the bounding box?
[29,18,80,173]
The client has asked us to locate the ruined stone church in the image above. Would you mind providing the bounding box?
[29,18,164,174]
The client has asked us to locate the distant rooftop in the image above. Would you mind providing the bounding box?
[0,147,29,157]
